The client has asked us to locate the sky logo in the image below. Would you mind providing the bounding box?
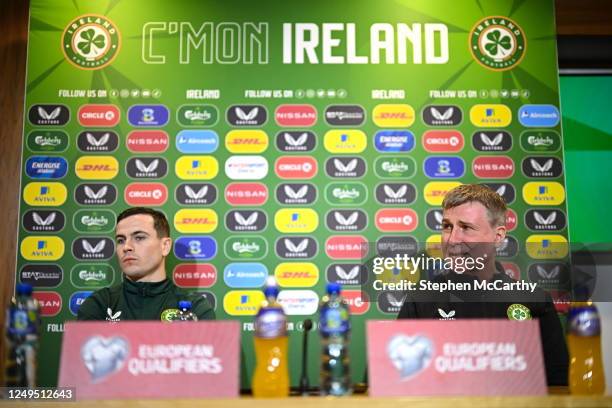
[518,105,560,127]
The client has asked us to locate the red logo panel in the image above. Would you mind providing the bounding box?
[505,209,517,232]
[173,264,217,288]
[501,262,520,280]
[343,290,370,315]
[124,183,168,206]
[33,291,62,316]
[275,156,318,179]
[422,130,464,152]
[78,104,120,127]
[224,183,268,206]
[325,235,369,260]
[472,156,515,179]
[126,131,169,153]
[275,104,317,127]
[375,209,418,232]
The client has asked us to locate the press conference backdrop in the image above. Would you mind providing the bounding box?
[18,0,571,386]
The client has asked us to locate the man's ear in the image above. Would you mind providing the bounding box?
[161,237,172,256]
[494,225,507,247]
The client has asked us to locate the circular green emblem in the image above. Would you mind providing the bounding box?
[507,303,531,321]
[160,308,179,322]
[469,16,526,71]
[62,14,121,70]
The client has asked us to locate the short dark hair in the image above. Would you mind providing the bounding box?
[116,207,170,238]
[442,184,507,227]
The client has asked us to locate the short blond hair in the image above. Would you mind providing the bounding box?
[442,184,507,227]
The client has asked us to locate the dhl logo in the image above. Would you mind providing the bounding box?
[372,104,415,127]
[174,209,218,233]
[75,156,119,180]
[225,130,269,153]
[274,263,319,287]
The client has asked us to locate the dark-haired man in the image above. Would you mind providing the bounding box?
[77,207,215,321]
[397,184,568,385]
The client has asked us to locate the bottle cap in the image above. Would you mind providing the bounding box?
[178,300,192,310]
[264,276,279,298]
[16,283,33,296]
[326,282,341,295]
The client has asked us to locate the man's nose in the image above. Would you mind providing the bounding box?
[446,226,463,245]
[122,239,134,252]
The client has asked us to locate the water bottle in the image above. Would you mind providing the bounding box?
[176,300,198,321]
[252,277,289,397]
[319,282,351,396]
[568,300,606,394]
[5,283,40,387]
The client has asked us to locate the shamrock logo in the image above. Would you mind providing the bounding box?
[77,28,106,55]
[507,303,531,321]
[483,29,512,58]
[512,309,526,320]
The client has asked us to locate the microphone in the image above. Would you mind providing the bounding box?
[300,319,313,395]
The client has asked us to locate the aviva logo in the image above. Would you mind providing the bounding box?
[522,182,565,205]
[372,104,415,127]
[223,290,265,316]
[423,181,462,205]
[526,235,569,260]
[225,130,269,153]
[21,236,65,261]
[274,209,318,233]
[469,104,512,127]
[323,130,367,153]
[175,156,219,180]
[274,262,319,287]
[75,156,119,179]
[23,182,67,206]
[174,209,218,233]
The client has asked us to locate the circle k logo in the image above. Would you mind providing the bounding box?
[422,130,464,153]
[375,209,418,232]
[124,183,168,206]
[275,156,318,179]
[77,104,120,127]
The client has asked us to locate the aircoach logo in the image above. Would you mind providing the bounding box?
[326,182,367,206]
[375,209,417,232]
[174,209,218,233]
[174,237,217,261]
[276,131,316,152]
[422,105,462,126]
[424,182,462,205]
[325,157,366,178]
[126,157,168,179]
[525,209,566,231]
[275,236,317,259]
[75,156,118,179]
[25,156,68,179]
[223,290,264,316]
[226,210,267,232]
[327,264,367,286]
[23,210,65,233]
[124,183,168,206]
[176,156,219,180]
[126,130,169,153]
[374,156,416,179]
[424,157,465,178]
[23,182,67,206]
[274,209,318,233]
[175,183,217,205]
[275,156,317,179]
[374,131,415,152]
[276,183,316,205]
[522,157,563,178]
[32,292,62,316]
[62,14,120,70]
[519,105,560,127]
[77,104,120,126]
[225,156,267,180]
[522,182,565,205]
[72,237,114,260]
[27,130,69,152]
[469,16,526,71]
[127,105,169,127]
[173,264,216,288]
[224,263,268,288]
[469,104,512,127]
[275,263,319,287]
[20,264,63,288]
[225,130,268,153]
[74,209,115,233]
[177,104,218,127]
[472,131,512,152]
[325,235,369,260]
[275,104,317,127]
[176,130,219,154]
[78,131,119,152]
[28,105,70,126]
[372,104,415,127]
[422,130,464,153]
[326,210,367,232]
[472,156,514,178]
[375,183,416,205]
[325,105,365,126]
[227,105,267,126]
[20,236,64,261]
[75,183,117,206]
[480,183,515,204]
[225,183,268,206]
[324,130,367,153]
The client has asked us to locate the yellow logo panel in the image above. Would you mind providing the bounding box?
[75,156,119,180]
[223,290,265,316]
[426,234,443,258]
[372,104,415,127]
[274,209,318,233]
[522,182,565,206]
[275,263,319,288]
[20,236,64,261]
[526,235,569,259]
[323,130,367,153]
[174,209,218,233]
[424,182,462,206]
[23,182,67,206]
[175,156,219,180]
[225,130,269,154]
[469,104,512,127]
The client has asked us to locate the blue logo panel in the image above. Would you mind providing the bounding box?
[128,105,169,127]
[174,236,217,260]
[176,130,219,153]
[69,291,93,316]
[223,263,268,288]
[518,105,560,127]
[424,156,465,178]
[374,131,415,152]
[25,156,68,179]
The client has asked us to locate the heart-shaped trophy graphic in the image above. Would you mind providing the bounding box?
[80,335,130,382]
[386,334,434,380]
